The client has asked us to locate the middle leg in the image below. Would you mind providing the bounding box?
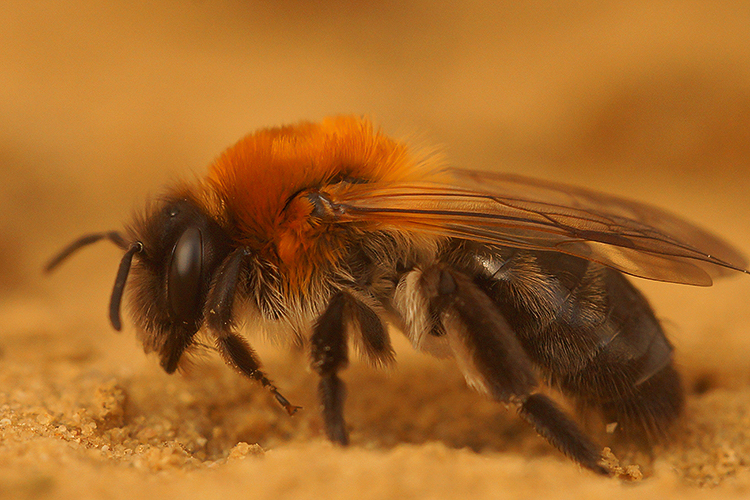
[311,292,351,445]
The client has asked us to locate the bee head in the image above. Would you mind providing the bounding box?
[126,197,234,372]
[46,196,234,373]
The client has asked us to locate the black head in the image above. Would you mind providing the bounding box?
[46,197,234,373]
[127,197,234,372]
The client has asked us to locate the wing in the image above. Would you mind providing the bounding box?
[327,167,749,286]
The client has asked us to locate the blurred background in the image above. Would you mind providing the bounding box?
[2,0,750,382]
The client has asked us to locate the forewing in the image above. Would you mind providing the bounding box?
[328,167,749,286]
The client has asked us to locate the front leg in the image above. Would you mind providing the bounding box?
[205,248,299,415]
[311,292,350,444]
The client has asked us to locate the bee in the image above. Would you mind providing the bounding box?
[46,116,749,474]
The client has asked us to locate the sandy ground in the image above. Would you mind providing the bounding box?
[3,1,750,498]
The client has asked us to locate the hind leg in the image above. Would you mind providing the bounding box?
[395,265,608,474]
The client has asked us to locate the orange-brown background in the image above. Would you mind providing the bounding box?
[2,1,750,499]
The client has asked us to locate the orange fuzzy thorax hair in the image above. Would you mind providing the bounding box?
[205,116,429,249]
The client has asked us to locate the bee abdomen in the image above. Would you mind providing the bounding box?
[554,269,684,439]
[472,248,684,440]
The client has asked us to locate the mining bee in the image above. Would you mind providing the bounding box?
[46,116,749,474]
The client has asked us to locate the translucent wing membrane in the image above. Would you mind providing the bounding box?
[329,167,749,286]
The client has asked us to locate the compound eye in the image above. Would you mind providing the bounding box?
[168,226,203,323]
